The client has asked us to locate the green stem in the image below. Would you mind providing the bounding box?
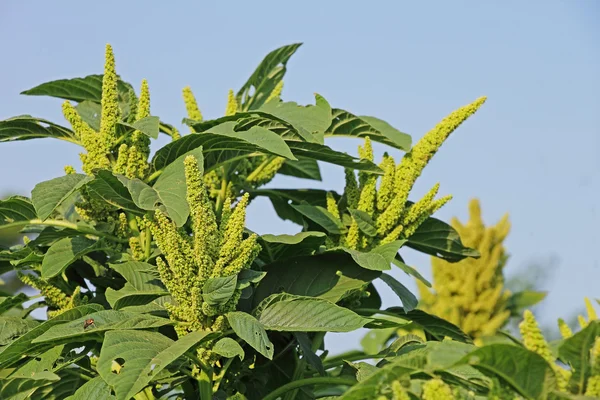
[197,367,213,400]
[284,333,326,400]
[262,377,355,400]
[146,169,163,184]
[143,226,152,260]
[0,219,128,243]
[245,156,273,183]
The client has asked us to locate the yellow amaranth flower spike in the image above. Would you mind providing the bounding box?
[100,44,120,148]
[225,89,238,116]
[182,86,203,122]
[326,192,340,220]
[422,378,455,400]
[557,318,573,339]
[376,155,395,212]
[136,79,150,120]
[64,165,76,175]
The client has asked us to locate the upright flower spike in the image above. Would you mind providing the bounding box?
[326,192,340,220]
[557,318,573,339]
[124,79,151,179]
[376,154,396,212]
[213,194,250,277]
[266,80,284,103]
[182,86,203,122]
[225,89,238,116]
[378,97,486,237]
[422,378,455,400]
[403,194,452,238]
[357,137,374,188]
[100,44,120,148]
[136,79,150,120]
[344,169,359,209]
[401,183,440,227]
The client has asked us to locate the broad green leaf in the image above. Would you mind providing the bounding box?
[290,204,345,234]
[236,269,267,290]
[392,257,432,288]
[252,253,380,307]
[337,356,414,399]
[339,240,406,272]
[0,116,77,143]
[384,307,472,343]
[0,196,37,229]
[30,368,84,400]
[9,345,64,379]
[117,116,160,139]
[85,170,141,213]
[41,236,100,278]
[258,231,326,263]
[558,321,600,393]
[458,344,555,399]
[65,376,115,400]
[379,273,418,312]
[28,227,80,247]
[278,157,321,181]
[213,337,245,361]
[75,100,101,131]
[32,310,172,344]
[31,174,90,220]
[326,108,411,151]
[0,293,29,315]
[347,208,377,237]
[295,332,325,376]
[0,317,39,345]
[109,261,163,290]
[0,371,60,399]
[0,304,103,367]
[98,330,215,400]
[287,141,382,174]
[226,311,274,360]
[257,294,370,332]
[236,43,302,111]
[203,275,237,306]
[406,217,480,262]
[105,284,168,310]
[360,328,397,354]
[506,290,548,316]
[152,127,295,171]
[250,188,336,225]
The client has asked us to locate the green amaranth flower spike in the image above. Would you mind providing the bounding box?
[182,86,203,122]
[123,79,151,179]
[99,44,119,149]
[422,378,455,400]
[149,155,260,342]
[519,310,570,391]
[225,89,238,116]
[18,272,85,317]
[418,199,511,339]
[391,380,410,400]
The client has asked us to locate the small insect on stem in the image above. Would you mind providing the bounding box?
[83,318,96,329]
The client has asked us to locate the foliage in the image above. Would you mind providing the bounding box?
[0,42,597,400]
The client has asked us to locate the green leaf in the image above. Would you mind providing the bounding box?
[0,116,77,143]
[0,304,103,368]
[290,204,344,234]
[558,321,600,393]
[75,100,101,131]
[326,109,411,151]
[379,273,418,312]
[236,269,267,290]
[226,311,274,360]
[253,253,380,307]
[66,377,115,400]
[0,196,37,229]
[295,332,325,376]
[213,337,245,361]
[105,284,168,310]
[236,43,302,111]
[117,116,159,139]
[109,261,163,290]
[406,217,480,262]
[506,291,548,316]
[85,170,141,213]
[384,307,472,343]
[31,174,90,220]
[97,330,216,400]
[41,236,100,278]
[0,371,60,399]
[339,241,406,272]
[250,188,336,225]
[347,208,377,237]
[287,141,382,174]
[8,345,63,378]
[32,310,173,344]
[258,231,326,263]
[337,357,414,400]
[458,344,555,399]
[0,317,40,345]
[392,257,432,287]
[257,294,370,332]
[0,293,29,315]
[152,126,296,172]
[278,157,321,181]
[203,275,237,306]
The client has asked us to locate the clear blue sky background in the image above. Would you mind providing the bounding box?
[1,1,598,354]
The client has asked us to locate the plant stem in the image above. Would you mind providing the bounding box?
[284,332,326,400]
[143,226,152,259]
[262,377,355,400]
[0,219,129,243]
[196,367,213,400]
[146,169,162,184]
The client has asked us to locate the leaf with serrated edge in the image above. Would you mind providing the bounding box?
[98,330,216,400]
[226,311,274,360]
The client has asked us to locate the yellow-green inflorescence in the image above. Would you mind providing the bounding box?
[587,336,600,396]
[183,86,203,126]
[149,155,260,340]
[225,89,238,116]
[17,272,87,317]
[326,97,486,252]
[418,199,512,339]
[421,378,455,400]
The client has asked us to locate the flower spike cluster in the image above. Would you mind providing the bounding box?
[18,272,86,317]
[418,199,512,338]
[149,155,260,337]
[182,86,203,123]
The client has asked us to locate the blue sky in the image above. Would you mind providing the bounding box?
[0,1,598,354]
